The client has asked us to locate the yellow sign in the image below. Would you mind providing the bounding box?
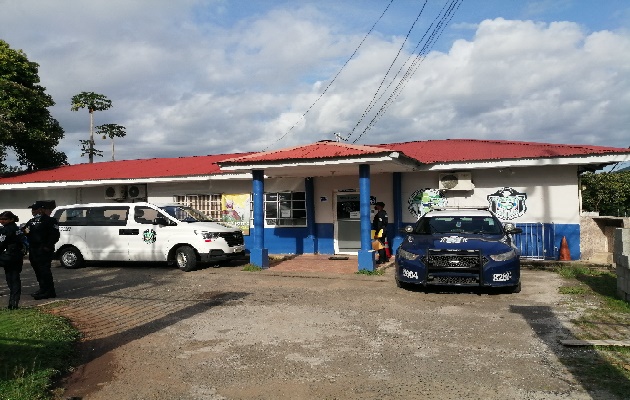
[221,194,250,235]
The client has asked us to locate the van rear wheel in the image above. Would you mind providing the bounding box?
[176,246,197,272]
[59,246,84,269]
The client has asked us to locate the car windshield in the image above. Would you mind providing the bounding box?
[159,205,213,222]
[415,216,503,235]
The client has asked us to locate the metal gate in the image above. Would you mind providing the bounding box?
[513,223,556,260]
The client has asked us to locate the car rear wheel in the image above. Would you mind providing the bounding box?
[395,278,409,290]
[507,282,522,294]
[176,246,197,272]
[59,246,84,269]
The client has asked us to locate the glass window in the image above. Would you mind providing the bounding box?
[173,194,221,220]
[253,192,307,227]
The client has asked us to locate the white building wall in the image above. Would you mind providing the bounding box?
[401,165,580,224]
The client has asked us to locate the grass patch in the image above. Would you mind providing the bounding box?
[355,268,385,276]
[241,264,263,272]
[558,285,590,295]
[0,307,80,400]
[553,265,630,398]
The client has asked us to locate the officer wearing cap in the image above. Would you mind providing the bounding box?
[0,211,24,309]
[23,200,60,299]
[372,202,389,264]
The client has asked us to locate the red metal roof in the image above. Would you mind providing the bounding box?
[376,139,630,164]
[1,139,628,185]
[0,153,251,184]
[221,140,393,164]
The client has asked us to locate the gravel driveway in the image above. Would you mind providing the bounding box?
[16,261,612,399]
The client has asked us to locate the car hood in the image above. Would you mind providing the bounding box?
[401,234,512,254]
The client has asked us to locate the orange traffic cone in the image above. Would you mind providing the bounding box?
[385,238,391,259]
[559,236,571,261]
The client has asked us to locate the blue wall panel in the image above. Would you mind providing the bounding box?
[244,223,335,255]
[244,223,581,260]
[554,223,581,260]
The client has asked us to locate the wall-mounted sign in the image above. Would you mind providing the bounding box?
[338,188,356,192]
[407,188,447,219]
[349,211,360,219]
[487,187,527,220]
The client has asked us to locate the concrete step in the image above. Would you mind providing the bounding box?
[589,251,614,264]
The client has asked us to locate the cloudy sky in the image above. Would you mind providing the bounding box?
[1,0,629,165]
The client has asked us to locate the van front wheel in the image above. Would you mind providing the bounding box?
[59,246,84,269]
[176,246,197,272]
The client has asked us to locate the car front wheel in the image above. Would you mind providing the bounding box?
[176,246,197,272]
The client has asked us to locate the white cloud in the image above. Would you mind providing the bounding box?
[1,2,629,166]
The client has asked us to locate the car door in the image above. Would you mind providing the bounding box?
[127,205,171,261]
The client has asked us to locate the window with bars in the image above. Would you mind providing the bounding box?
[251,192,306,227]
[173,194,222,220]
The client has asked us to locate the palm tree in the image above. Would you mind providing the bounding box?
[96,123,126,161]
[70,92,112,163]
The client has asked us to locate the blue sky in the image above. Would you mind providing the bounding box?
[1,0,629,165]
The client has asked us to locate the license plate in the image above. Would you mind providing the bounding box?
[432,276,477,284]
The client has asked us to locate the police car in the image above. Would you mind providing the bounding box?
[395,207,522,292]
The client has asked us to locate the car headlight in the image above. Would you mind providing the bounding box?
[195,230,221,241]
[489,249,517,261]
[398,248,420,261]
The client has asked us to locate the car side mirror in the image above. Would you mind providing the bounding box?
[503,223,522,234]
[153,217,170,226]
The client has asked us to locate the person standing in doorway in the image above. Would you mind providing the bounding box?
[23,201,60,299]
[372,202,389,264]
[0,211,25,309]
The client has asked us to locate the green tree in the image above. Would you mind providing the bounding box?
[70,91,112,163]
[0,39,67,172]
[96,123,126,161]
[581,171,630,216]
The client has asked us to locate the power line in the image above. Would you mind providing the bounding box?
[352,0,464,144]
[343,0,428,143]
[263,0,396,151]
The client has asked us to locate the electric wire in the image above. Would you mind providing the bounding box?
[352,0,463,144]
[263,0,395,151]
[342,0,428,143]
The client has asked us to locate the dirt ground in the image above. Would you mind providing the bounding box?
[18,260,620,399]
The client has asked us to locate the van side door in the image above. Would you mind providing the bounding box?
[85,206,130,261]
[127,205,171,261]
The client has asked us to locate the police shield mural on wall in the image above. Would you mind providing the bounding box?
[407,189,448,220]
[487,187,527,220]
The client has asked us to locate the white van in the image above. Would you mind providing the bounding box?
[52,202,246,271]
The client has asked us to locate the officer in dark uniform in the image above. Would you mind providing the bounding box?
[23,200,60,299]
[0,211,25,309]
[372,201,389,264]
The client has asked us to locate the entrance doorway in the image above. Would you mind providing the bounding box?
[335,193,361,253]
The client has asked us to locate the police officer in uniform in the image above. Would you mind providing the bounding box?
[0,211,25,309]
[372,201,389,264]
[23,201,60,299]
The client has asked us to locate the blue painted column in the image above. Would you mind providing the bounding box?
[392,172,403,253]
[305,177,317,253]
[250,169,269,268]
[358,164,376,271]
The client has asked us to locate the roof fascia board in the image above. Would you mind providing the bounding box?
[418,154,630,171]
[221,152,403,171]
[0,172,252,190]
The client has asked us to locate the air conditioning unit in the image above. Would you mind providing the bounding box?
[438,172,474,190]
[127,184,147,199]
[104,185,127,200]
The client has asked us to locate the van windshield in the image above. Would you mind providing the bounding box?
[159,205,213,222]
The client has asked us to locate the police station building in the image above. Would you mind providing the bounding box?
[1,139,629,270]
